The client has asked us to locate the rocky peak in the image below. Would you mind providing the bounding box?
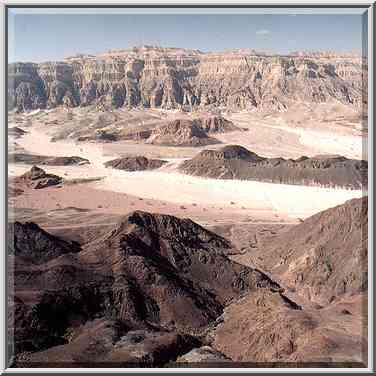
[8,221,81,264]
[197,145,264,162]
[104,210,232,254]
[19,166,63,189]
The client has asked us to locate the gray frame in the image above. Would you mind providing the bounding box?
[1,2,374,373]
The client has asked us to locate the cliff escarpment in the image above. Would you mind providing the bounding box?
[8,46,364,112]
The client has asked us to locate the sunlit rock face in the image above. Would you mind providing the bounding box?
[8,46,364,112]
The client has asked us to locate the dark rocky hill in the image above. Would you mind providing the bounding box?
[211,290,367,366]
[9,127,27,139]
[16,166,63,189]
[180,145,367,189]
[10,210,282,365]
[10,154,90,166]
[104,156,167,171]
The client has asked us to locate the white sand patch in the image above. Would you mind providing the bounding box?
[226,112,366,160]
[93,171,362,219]
[16,128,114,167]
[271,125,365,160]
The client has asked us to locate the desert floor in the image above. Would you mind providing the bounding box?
[8,107,366,233]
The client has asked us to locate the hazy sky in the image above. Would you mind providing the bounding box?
[8,8,367,63]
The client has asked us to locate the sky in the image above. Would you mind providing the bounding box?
[8,8,367,63]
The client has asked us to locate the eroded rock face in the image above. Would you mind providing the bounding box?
[146,119,219,146]
[197,116,240,134]
[104,156,166,171]
[8,47,364,112]
[180,145,367,189]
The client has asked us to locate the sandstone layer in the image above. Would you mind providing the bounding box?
[8,46,364,113]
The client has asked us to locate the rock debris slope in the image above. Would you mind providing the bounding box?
[210,198,368,366]
[211,290,367,366]
[253,197,368,305]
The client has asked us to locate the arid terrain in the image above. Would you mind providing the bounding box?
[7,46,368,368]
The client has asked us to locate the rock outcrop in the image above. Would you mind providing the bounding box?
[196,116,240,134]
[11,154,90,166]
[17,165,63,189]
[176,346,231,364]
[180,145,367,189]
[146,119,219,146]
[104,156,167,171]
[8,46,364,112]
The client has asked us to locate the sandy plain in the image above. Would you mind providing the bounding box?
[8,109,365,228]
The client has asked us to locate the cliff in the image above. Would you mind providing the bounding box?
[8,46,364,112]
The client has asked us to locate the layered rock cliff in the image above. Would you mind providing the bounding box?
[8,46,364,112]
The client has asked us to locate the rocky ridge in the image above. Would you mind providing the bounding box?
[179,145,367,189]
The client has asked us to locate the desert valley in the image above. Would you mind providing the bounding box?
[7,46,368,367]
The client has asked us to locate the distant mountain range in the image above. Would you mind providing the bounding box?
[8,46,365,112]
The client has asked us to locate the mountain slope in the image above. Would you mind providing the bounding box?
[211,290,367,366]
[10,210,282,363]
[240,197,368,305]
